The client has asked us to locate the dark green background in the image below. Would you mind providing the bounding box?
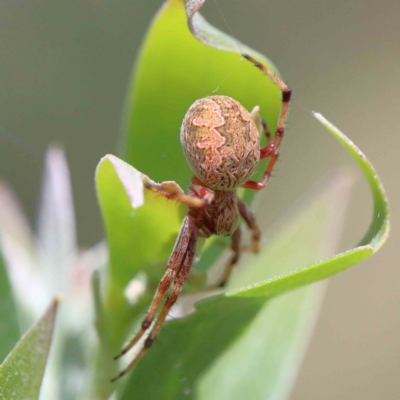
[0,1,398,399]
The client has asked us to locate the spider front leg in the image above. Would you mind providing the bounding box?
[143,177,214,207]
[112,214,198,382]
[242,54,292,191]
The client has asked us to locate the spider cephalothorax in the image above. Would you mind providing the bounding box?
[112,54,291,382]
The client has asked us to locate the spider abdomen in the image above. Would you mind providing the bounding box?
[181,95,260,190]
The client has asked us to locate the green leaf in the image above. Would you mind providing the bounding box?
[0,298,59,400]
[313,113,389,250]
[0,252,20,363]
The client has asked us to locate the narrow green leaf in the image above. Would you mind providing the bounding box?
[0,252,20,363]
[313,113,389,250]
[0,298,59,400]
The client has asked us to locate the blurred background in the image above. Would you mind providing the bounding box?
[0,0,398,399]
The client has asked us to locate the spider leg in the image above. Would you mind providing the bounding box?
[214,227,242,288]
[251,106,271,144]
[211,200,261,290]
[261,119,272,144]
[112,213,198,381]
[208,199,261,290]
[144,179,214,208]
[142,232,196,347]
[242,53,291,191]
[111,215,198,382]
[238,198,261,253]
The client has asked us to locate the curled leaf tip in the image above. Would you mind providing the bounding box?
[96,154,145,210]
[314,111,390,252]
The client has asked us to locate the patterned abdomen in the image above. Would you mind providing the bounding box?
[180,95,260,190]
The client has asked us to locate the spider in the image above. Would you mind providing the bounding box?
[111,54,291,382]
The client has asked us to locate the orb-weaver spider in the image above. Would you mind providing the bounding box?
[112,54,291,381]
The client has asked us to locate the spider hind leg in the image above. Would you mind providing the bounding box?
[212,198,261,288]
[214,227,242,288]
